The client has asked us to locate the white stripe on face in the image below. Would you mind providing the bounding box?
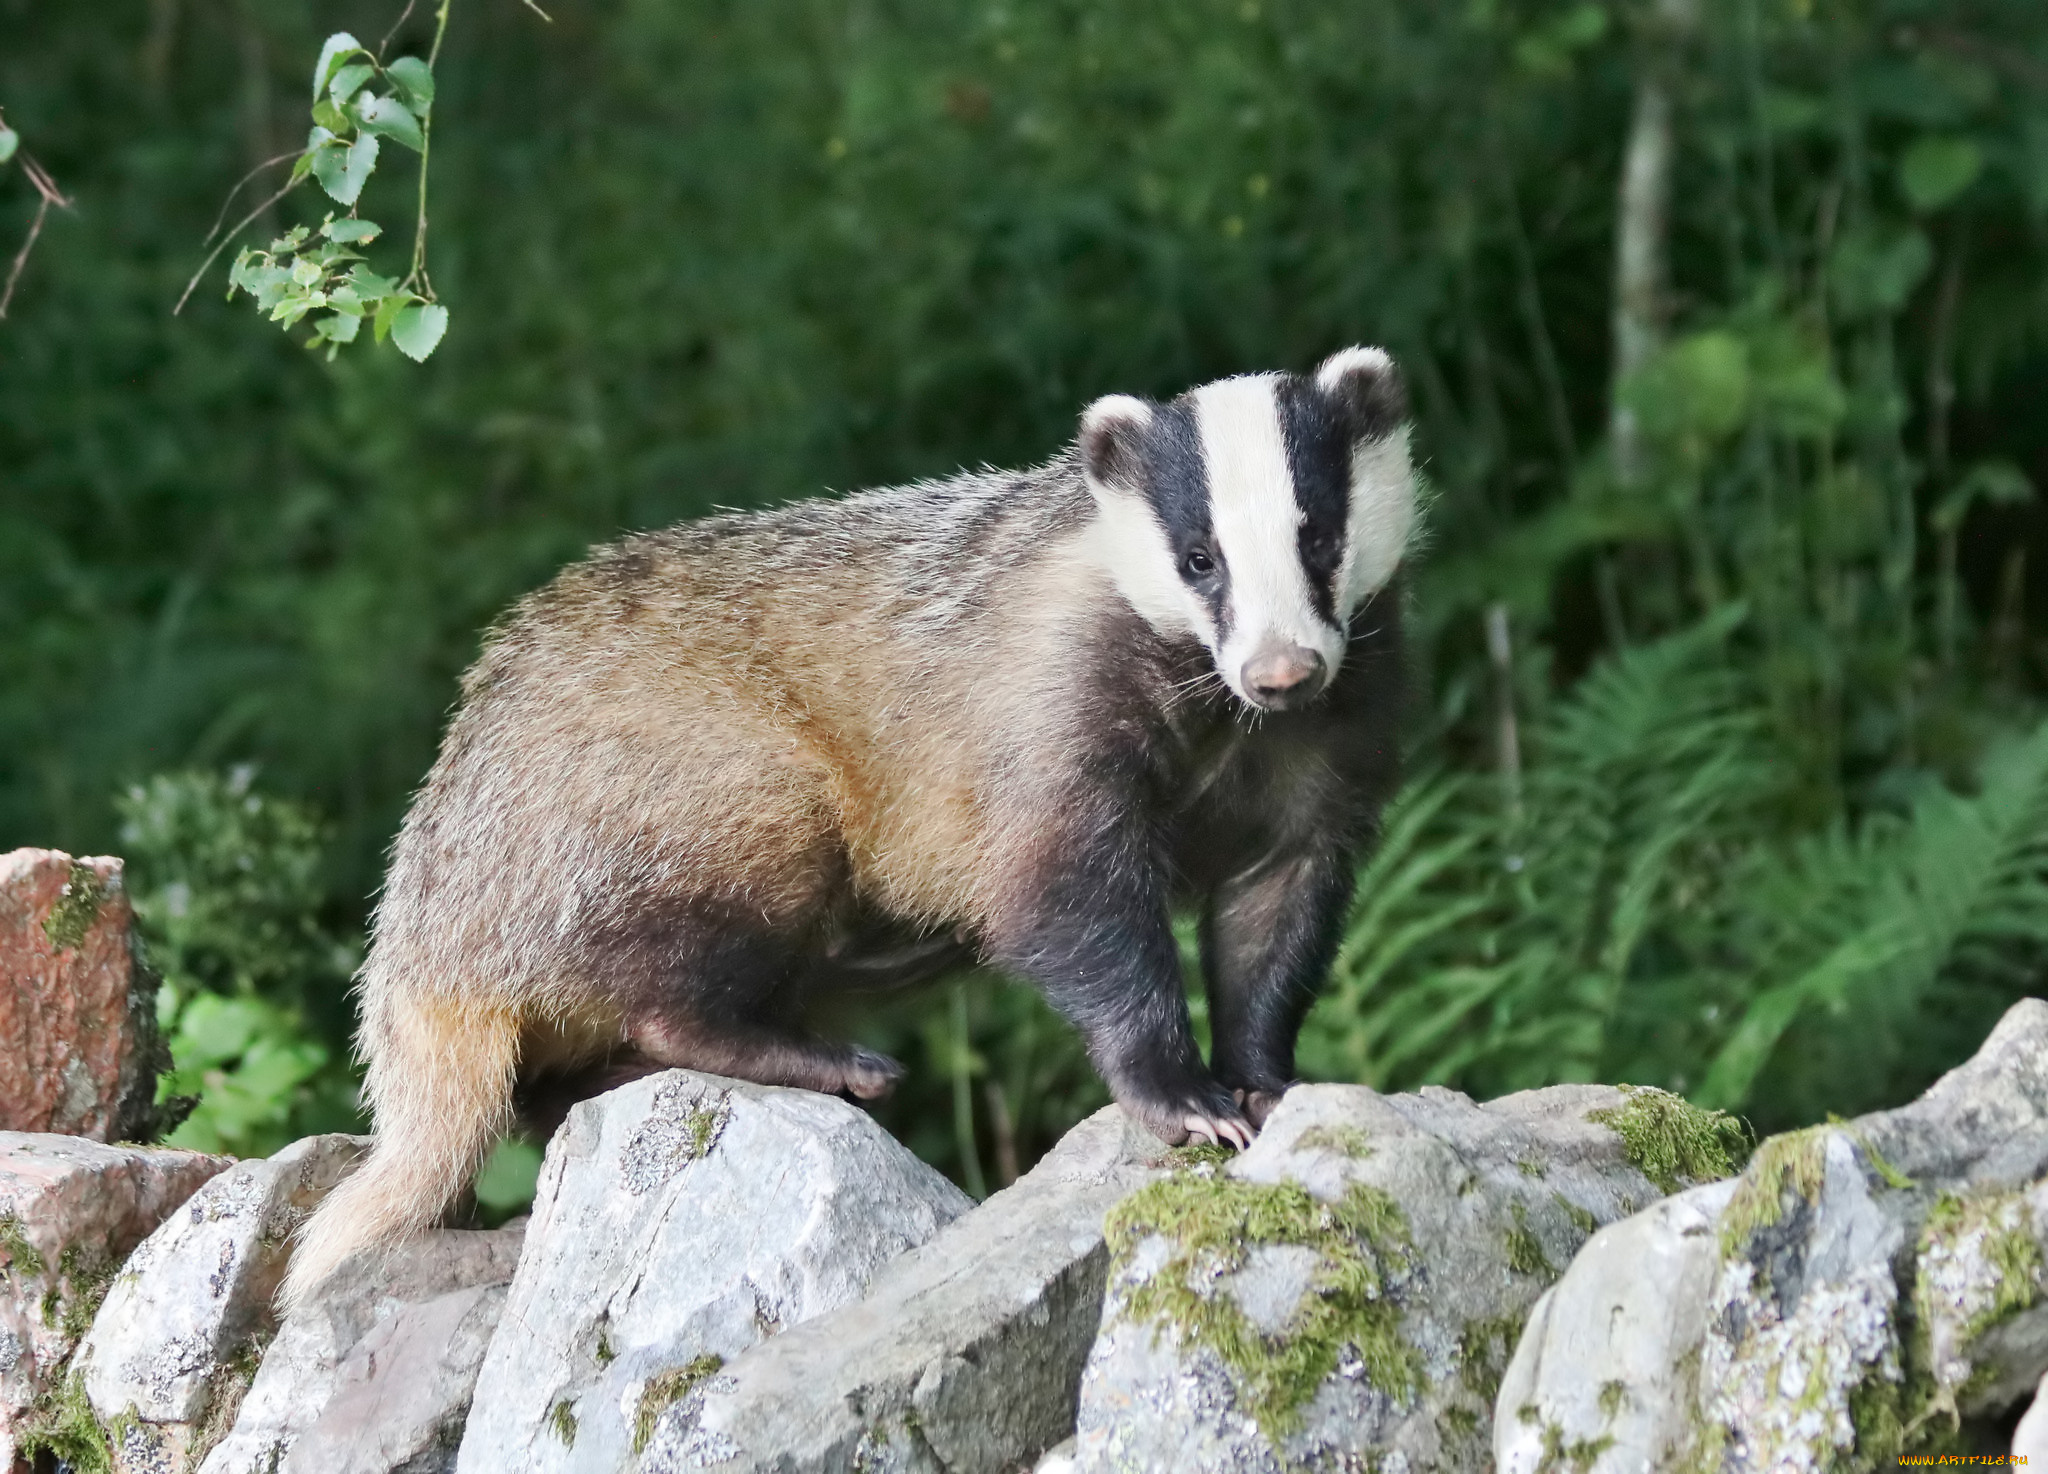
[1340,425,1415,612]
[1191,376,1346,698]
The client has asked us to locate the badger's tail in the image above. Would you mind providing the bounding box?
[279,991,521,1314]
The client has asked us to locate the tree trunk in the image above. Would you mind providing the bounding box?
[1610,0,1699,486]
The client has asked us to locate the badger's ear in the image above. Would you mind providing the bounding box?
[1314,346,1407,444]
[1079,394,1154,495]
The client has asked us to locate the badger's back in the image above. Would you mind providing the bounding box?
[372,455,1113,1008]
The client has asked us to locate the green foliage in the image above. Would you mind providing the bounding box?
[117,769,363,1157]
[219,20,452,360]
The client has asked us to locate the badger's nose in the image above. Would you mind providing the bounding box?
[1242,645,1327,710]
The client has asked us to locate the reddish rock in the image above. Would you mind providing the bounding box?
[0,848,170,1142]
[0,1132,230,1471]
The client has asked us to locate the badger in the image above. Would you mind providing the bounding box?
[282,347,1416,1307]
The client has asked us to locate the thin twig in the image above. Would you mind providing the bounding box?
[174,173,304,314]
[378,0,421,59]
[0,197,50,319]
[402,0,457,297]
[519,0,553,20]
[197,148,301,251]
[1,154,72,320]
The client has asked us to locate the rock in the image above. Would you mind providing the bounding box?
[74,1134,369,1474]
[455,1070,973,1474]
[658,1104,1172,1473]
[197,1220,524,1474]
[0,849,172,1142]
[1072,1080,1708,1473]
[0,1133,228,1472]
[1498,997,2048,1474]
[1034,1437,1079,1473]
[281,1282,508,1474]
[2016,1369,2048,1464]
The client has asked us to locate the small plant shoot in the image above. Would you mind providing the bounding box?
[218,15,451,361]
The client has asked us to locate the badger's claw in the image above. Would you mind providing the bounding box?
[1232,1085,1292,1129]
[1183,1111,1255,1151]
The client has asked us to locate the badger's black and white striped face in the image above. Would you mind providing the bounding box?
[1079,347,1414,711]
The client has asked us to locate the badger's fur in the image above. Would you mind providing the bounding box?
[282,348,1416,1308]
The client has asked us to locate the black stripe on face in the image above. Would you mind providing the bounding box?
[1142,399,1232,647]
[1275,376,1350,625]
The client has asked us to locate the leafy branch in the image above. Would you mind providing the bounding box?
[181,2,459,361]
[0,108,73,320]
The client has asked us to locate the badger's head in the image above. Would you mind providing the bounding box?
[1078,347,1414,712]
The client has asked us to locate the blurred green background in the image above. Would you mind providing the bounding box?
[4,0,2047,1198]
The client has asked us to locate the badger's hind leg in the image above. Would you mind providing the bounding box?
[596,901,905,1101]
[627,1012,905,1100]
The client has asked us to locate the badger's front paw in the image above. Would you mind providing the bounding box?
[1113,1070,1256,1151]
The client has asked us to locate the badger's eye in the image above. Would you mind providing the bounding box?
[1182,547,1216,579]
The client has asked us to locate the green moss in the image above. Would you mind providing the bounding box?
[595,1328,617,1365]
[1598,1379,1627,1419]
[1586,1085,1750,1195]
[188,1336,268,1473]
[1516,1158,1545,1178]
[1849,1130,1913,1191]
[1505,1201,1553,1278]
[1444,1405,1481,1438]
[17,1372,113,1474]
[548,1398,577,1447]
[1295,1125,1373,1159]
[1972,1211,2043,1341]
[52,1243,118,1337]
[1457,1314,1525,1404]
[1920,1189,2045,1346]
[634,1353,724,1453]
[682,1102,728,1162]
[0,1211,45,1279]
[1163,1141,1236,1172]
[42,861,111,952]
[1554,1193,1597,1236]
[1534,1420,1613,1474]
[1718,1126,1830,1258]
[1106,1170,1423,1441]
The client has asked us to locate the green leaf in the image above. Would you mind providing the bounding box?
[348,267,401,300]
[1827,225,1932,318]
[391,302,449,361]
[322,217,383,244]
[1899,135,1983,213]
[312,132,379,206]
[311,32,366,99]
[386,56,436,115]
[327,62,376,109]
[355,94,425,153]
[0,126,18,166]
[311,99,351,136]
[372,292,410,343]
[317,312,362,344]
